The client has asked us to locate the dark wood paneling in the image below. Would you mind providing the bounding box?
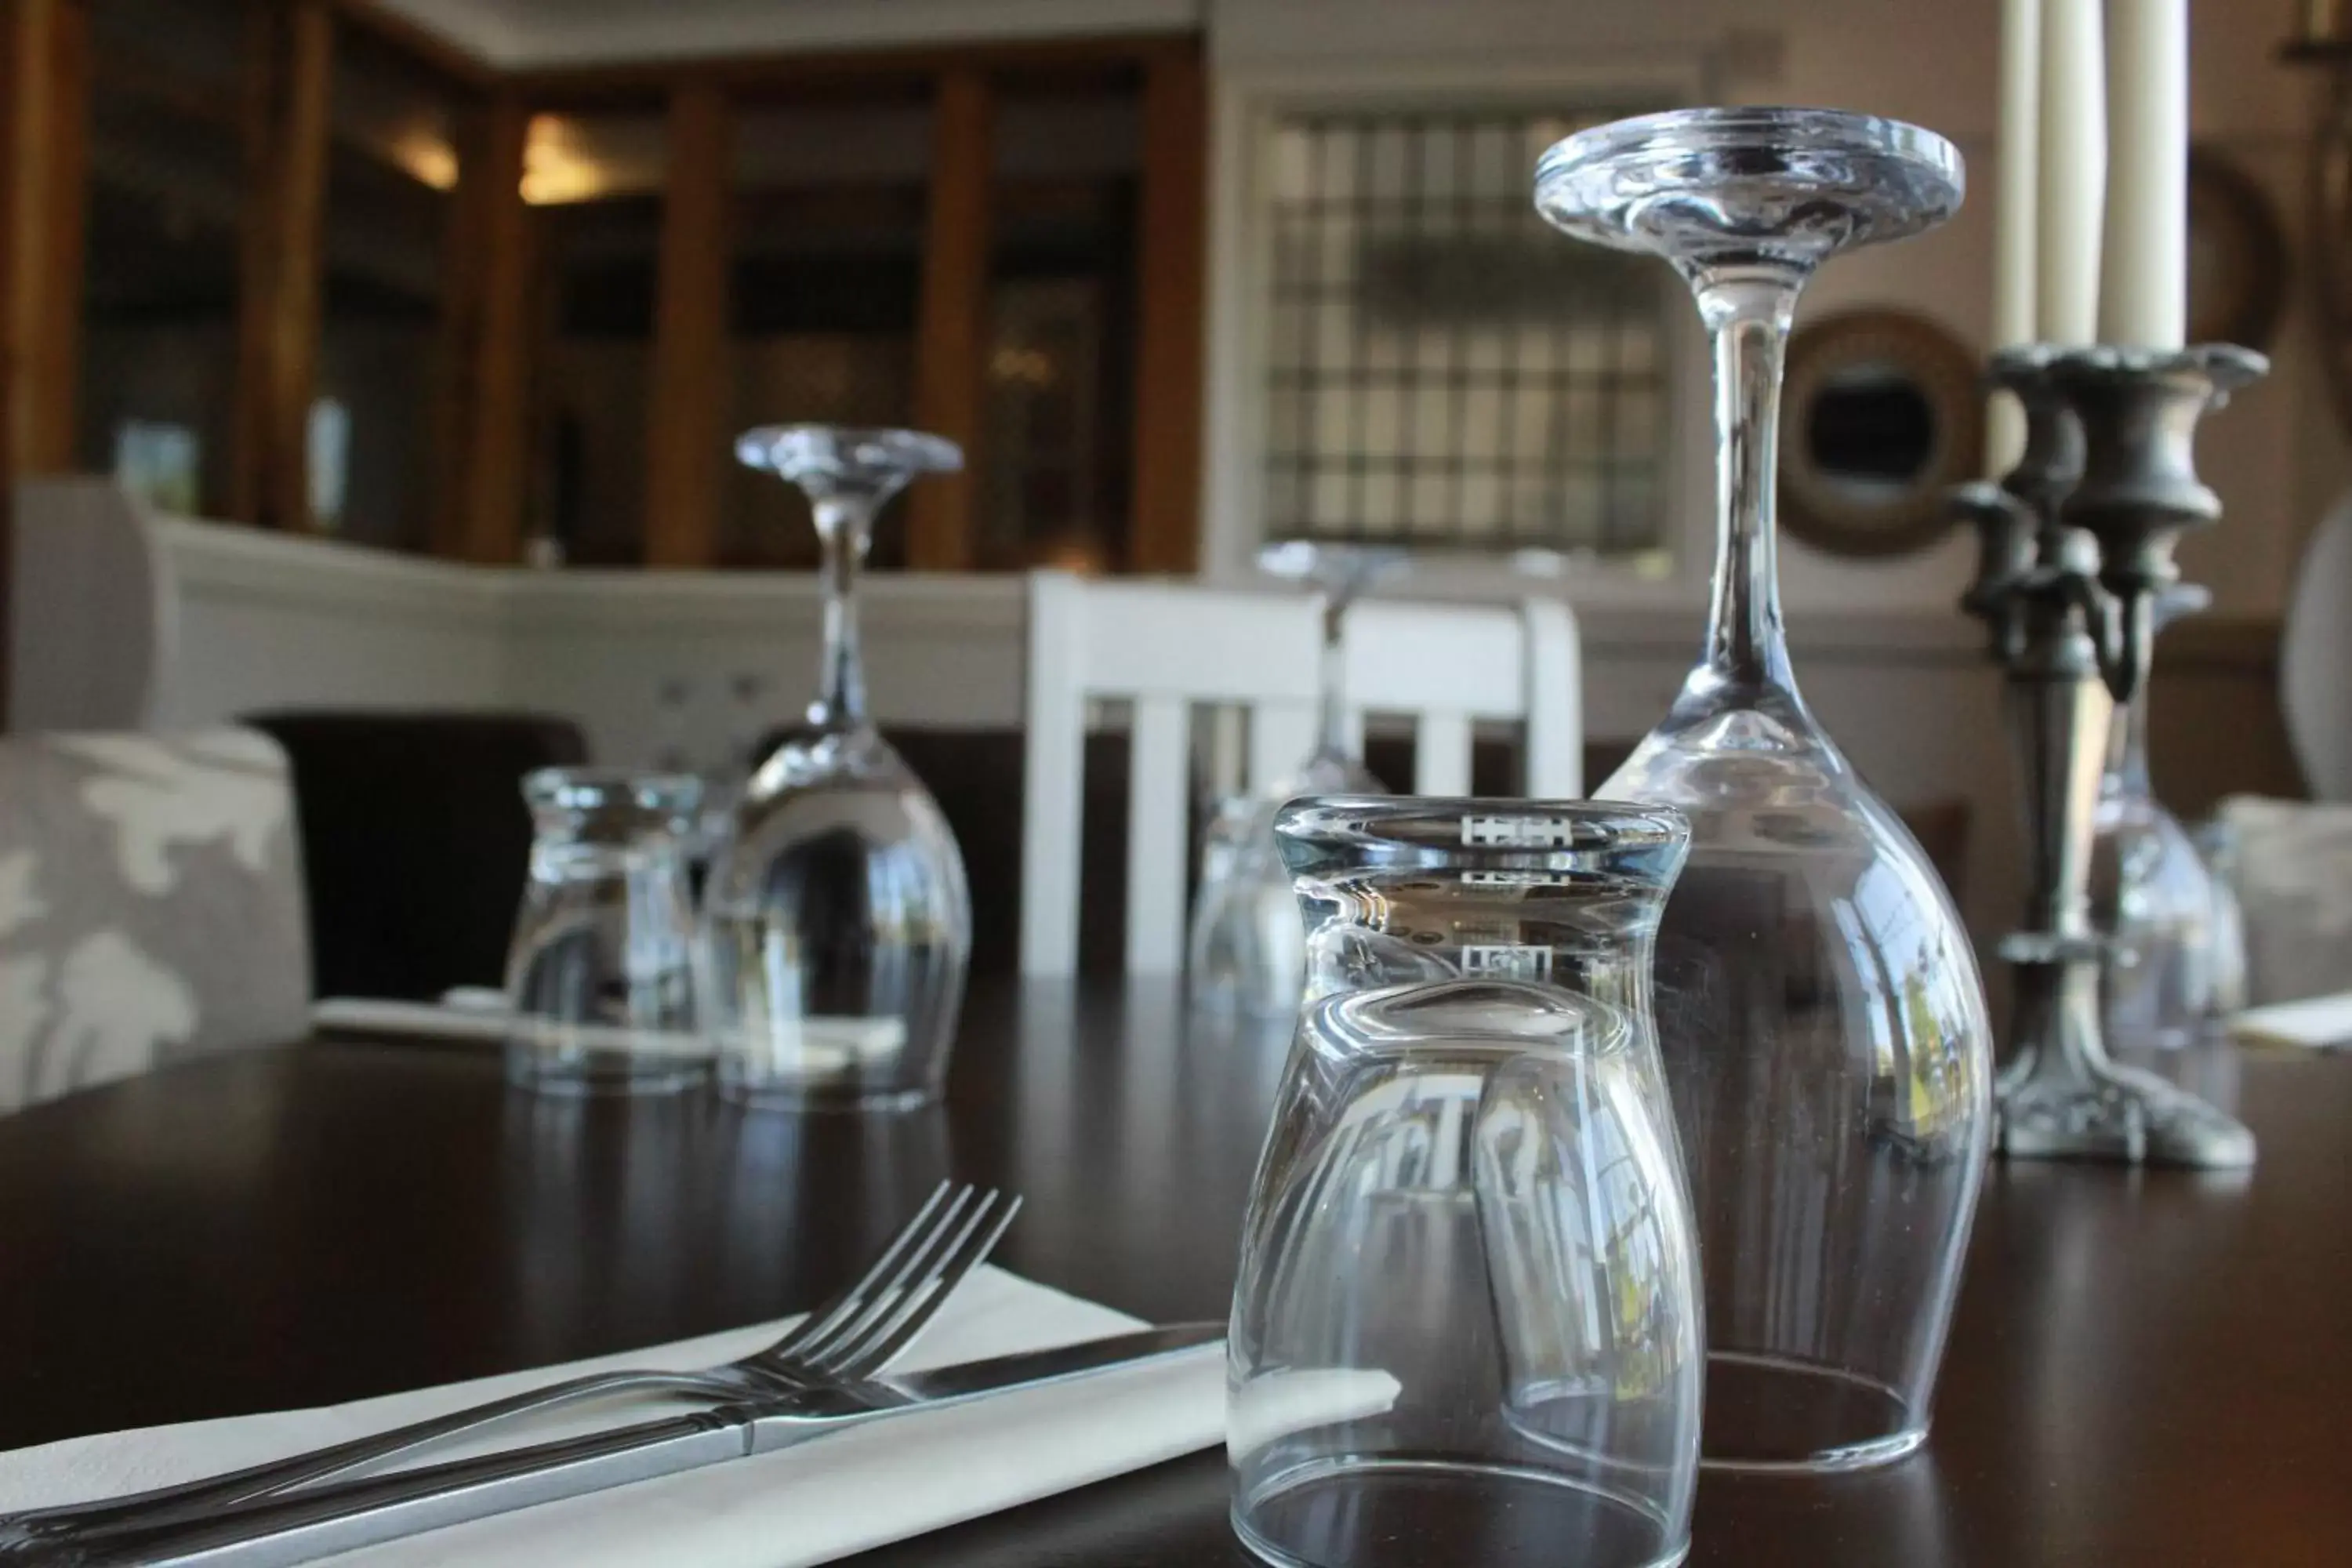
[0,0,89,479]
[908,67,992,571]
[328,0,493,89]
[2150,612,2304,813]
[230,0,336,532]
[511,36,1162,106]
[447,93,532,564]
[1128,42,1206,574]
[0,0,90,726]
[642,82,732,568]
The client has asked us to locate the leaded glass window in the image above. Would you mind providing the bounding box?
[1261,107,1669,556]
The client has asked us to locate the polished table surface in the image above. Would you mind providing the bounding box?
[2,981,2348,1566]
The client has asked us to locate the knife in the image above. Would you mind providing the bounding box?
[1,1323,1223,1568]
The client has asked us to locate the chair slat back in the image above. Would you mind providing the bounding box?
[1019,571,1584,977]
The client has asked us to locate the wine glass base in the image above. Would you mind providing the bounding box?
[503,1051,709,1098]
[1695,1352,1926,1474]
[1998,1062,2256,1168]
[1234,1457,1686,1568]
[717,1074,938,1114]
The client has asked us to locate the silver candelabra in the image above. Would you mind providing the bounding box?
[1955,343,2264,1168]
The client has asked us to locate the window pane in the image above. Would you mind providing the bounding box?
[77,0,249,517]
[725,98,928,569]
[320,24,465,552]
[531,109,668,566]
[1259,104,1667,557]
[982,85,1139,572]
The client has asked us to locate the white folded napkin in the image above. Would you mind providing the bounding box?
[313,997,712,1061]
[0,1267,1226,1566]
[314,999,908,1076]
[2228,991,2352,1052]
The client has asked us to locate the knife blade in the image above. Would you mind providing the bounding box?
[8,1323,1224,1568]
[788,1320,1225,1432]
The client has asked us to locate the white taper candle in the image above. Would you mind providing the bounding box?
[2097,0,2189,346]
[1990,0,2042,474]
[2037,0,2107,343]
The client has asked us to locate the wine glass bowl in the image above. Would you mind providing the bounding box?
[1537,107,1994,1474]
[703,425,973,1111]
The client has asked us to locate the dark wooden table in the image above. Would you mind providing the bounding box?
[2,981,2348,1566]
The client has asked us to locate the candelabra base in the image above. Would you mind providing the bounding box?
[2001,1058,2257,1167]
[1994,938,2256,1169]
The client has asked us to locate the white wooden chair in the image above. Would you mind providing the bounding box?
[1018,570,1582,977]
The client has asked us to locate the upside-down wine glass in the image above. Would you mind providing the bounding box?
[2089,586,2241,1049]
[1187,543,1406,1015]
[703,426,972,1109]
[1537,107,1995,1472]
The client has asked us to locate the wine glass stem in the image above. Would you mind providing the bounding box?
[2106,679,2154,797]
[1695,276,1801,692]
[1315,591,1351,760]
[809,496,873,731]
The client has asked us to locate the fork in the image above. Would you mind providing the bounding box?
[1,1182,1020,1546]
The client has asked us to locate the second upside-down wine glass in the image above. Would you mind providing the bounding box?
[703,426,972,1109]
[1537,108,1995,1472]
[1187,542,1405,1015]
[2089,586,2241,1050]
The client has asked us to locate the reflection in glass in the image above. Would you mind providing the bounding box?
[704,426,971,1110]
[1537,108,1994,1472]
[1229,798,1700,1568]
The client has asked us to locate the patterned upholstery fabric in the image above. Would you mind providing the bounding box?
[0,729,309,1114]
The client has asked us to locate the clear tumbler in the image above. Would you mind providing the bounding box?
[1229,797,1700,1568]
[505,769,705,1096]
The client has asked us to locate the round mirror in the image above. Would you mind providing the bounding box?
[1780,310,1982,557]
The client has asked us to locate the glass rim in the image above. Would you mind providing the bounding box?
[1276,794,1689,858]
[524,767,702,818]
[733,424,964,478]
[1534,105,1962,197]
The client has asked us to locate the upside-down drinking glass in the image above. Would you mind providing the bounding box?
[2090,587,2238,1049]
[1189,543,1406,1016]
[702,426,972,1110]
[1229,797,1701,1568]
[505,768,705,1096]
[1537,108,1994,1471]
